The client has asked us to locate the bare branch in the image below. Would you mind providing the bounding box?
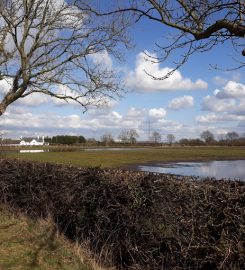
[92,0,245,73]
[0,0,129,116]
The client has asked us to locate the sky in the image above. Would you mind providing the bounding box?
[0,1,244,141]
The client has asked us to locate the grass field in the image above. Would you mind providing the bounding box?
[4,146,245,168]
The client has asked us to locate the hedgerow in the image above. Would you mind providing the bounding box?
[0,158,244,269]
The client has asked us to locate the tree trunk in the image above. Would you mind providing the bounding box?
[0,92,19,116]
[0,101,7,116]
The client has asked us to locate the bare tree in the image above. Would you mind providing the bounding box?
[101,133,114,146]
[200,130,215,144]
[118,129,139,144]
[166,133,175,145]
[0,0,129,116]
[128,129,139,144]
[226,131,239,145]
[118,130,128,144]
[93,0,245,73]
[217,134,226,145]
[150,131,161,145]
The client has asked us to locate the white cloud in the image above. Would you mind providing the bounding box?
[122,107,146,129]
[126,51,208,92]
[157,119,183,131]
[0,77,49,106]
[168,96,194,110]
[215,81,245,99]
[126,107,145,118]
[0,77,12,94]
[2,101,243,141]
[212,76,228,86]
[1,0,82,56]
[196,113,245,123]
[201,81,245,116]
[234,100,245,115]
[59,3,85,29]
[53,85,117,109]
[1,106,153,138]
[213,72,241,86]
[90,50,113,70]
[202,95,236,112]
[1,111,89,130]
[148,108,166,118]
[18,93,50,106]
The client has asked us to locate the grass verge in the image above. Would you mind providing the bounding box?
[0,205,103,270]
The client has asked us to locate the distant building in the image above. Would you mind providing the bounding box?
[19,136,47,146]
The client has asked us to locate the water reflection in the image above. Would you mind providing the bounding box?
[17,147,148,153]
[139,160,245,181]
[84,148,148,151]
[20,149,48,153]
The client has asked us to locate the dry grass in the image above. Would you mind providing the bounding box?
[0,205,105,270]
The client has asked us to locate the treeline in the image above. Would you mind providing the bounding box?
[99,130,245,147]
[178,137,245,146]
[45,135,86,145]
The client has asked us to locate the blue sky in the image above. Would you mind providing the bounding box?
[0,2,244,141]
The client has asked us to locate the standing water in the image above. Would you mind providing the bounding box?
[138,160,245,181]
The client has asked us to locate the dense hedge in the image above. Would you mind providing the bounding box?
[0,158,244,269]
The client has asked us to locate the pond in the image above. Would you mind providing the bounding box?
[20,149,48,153]
[137,160,245,181]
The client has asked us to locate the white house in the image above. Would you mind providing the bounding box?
[19,136,46,146]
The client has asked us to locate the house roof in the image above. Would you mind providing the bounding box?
[21,137,43,143]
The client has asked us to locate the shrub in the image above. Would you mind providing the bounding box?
[0,158,244,269]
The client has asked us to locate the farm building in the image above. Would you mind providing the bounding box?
[19,136,45,146]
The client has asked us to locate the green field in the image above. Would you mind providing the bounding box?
[5,146,245,168]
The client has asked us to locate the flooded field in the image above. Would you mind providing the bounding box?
[138,160,245,181]
[3,146,245,175]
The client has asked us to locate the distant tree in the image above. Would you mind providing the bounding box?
[166,134,175,146]
[226,131,239,146]
[118,130,129,144]
[118,129,139,144]
[179,138,205,146]
[179,138,189,146]
[101,133,114,146]
[44,136,52,144]
[127,129,139,144]
[51,135,85,145]
[200,130,215,144]
[78,136,86,144]
[188,139,205,146]
[86,138,97,145]
[217,134,225,141]
[150,131,161,145]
